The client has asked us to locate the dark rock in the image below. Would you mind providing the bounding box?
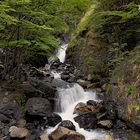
[59,120,76,131]
[50,57,61,69]
[26,97,52,116]
[74,112,97,129]
[21,78,56,99]
[61,74,70,81]
[52,79,73,89]
[26,117,48,134]
[47,113,62,127]
[0,102,23,124]
[25,134,40,140]
[87,100,97,106]
[105,102,117,120]
[21,83,42,98]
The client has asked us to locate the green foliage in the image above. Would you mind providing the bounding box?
[127,85,136,95]
[0,0,91,68]
[16,94,27,112]
[88,1,140,74]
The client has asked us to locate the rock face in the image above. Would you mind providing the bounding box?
[74,112,97,129]
[105,55,140,131]
[59,120,76,131]
[26,97,52,116]
[49,126,85,140]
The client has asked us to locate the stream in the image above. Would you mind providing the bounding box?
[45,43,110,140]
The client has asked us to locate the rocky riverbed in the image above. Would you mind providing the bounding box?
[0,58,140,140]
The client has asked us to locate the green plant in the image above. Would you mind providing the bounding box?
[127,85,136,95]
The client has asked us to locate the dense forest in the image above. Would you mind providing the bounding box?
[0,0,140,140]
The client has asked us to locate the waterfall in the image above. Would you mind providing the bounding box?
[56,43,68,63]
[46,43,108,140]
[53,84,106,140]
[55,83,85,112]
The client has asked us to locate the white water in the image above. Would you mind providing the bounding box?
[46,84,107,140]
[56,43,68,63]
[46,43,108,140]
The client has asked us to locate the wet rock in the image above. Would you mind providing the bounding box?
[61,74,70,81]
[26,113,61,133]
[49,126,85,140]
[87,100,97,106]
[9,126,29,138]
[26,97,52,116]
[74,102,99,115]
[97,120,113,129]
[59,120,76,131]
[50,58,61,69]
[74,112,97,129]
[47,113,62,127]
[52,79,73,89]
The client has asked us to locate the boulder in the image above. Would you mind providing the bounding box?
[26,97,52,116]
[97,120,113,129]
[21,78,57,99]
[40,133,49,140]
[47,113,62,127]
[59,120,76,131]
[74,102,99,115]
[25,113,61,133]
[74,112,97,129]
[9,126,29,138]
[61,74,70,81]
[49,126,85,140]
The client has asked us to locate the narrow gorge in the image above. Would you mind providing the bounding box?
[0,0,140,140]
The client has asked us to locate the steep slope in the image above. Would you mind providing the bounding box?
[66,0,140,131]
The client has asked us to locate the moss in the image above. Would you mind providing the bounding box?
[16,94,27,113]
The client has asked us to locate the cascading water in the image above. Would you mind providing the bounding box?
[56,43,68,63]
[46,43,108,140]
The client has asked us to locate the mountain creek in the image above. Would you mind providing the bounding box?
[0,0,140,140]
[0,41,139,140]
